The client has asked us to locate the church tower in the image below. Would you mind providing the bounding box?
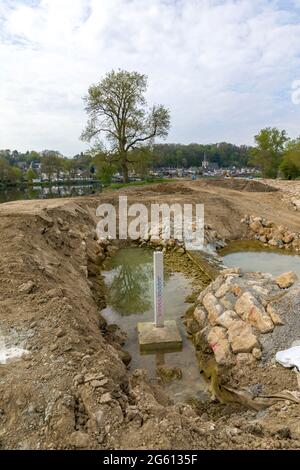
[202,152,209,169]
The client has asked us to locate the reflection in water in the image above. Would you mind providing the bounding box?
[0,183,102,204]
[107,258,152,315]
[102,247,208,402]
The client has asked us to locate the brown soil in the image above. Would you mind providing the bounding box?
[200,178,278,192]
[1,179,300,450]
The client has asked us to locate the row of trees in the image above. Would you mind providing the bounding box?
[39,151,93,181]
[0,147,151,185]
[2,129,300,185]
[152,142,252,168]
[251,128,300,179]
[0,158,23,183]
[0,149,94,184]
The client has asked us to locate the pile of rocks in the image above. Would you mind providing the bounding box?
[132,223,225,253]
[241,215,300,251]
[186,268,298,367]
[94,220,225,256]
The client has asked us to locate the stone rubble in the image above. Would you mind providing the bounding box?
[186,267,298,367]
[276,272,298,289]
[241,214,300,252]
[128,221,226,253]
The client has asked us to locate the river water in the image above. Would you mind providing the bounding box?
[0,183,102,204]
[101,247,208,403]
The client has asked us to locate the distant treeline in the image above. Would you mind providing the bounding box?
[2,128,300,185]
[152,142,253,168]
[0,143,253,186]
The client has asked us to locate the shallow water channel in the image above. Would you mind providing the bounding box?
[101,247,208,402]
[220,240,300,278]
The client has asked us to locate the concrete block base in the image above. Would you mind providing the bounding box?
[137,320,182,352]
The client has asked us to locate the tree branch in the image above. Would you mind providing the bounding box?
[125,126,157,152]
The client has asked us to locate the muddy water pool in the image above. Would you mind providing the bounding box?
[220,240,300,278]
[101,247,208,402]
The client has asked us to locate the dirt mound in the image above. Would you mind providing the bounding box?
[143,182,195,195]
[202,179,278,193]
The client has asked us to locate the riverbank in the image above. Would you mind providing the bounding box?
[0,178,101,189]
[0,180,103,204]
[1,179,300,449]
[0,178,176,204]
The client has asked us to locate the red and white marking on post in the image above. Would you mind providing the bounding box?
[153,251,164,328]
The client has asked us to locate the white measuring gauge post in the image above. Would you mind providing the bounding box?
[153,251,164,328]
[137,250,182,351]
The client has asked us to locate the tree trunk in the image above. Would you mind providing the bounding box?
[121,160,129,183]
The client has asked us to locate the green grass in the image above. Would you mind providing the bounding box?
[29,179,101,187]
[105,178,178,190]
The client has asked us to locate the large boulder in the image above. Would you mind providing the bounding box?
[216,310,238,329]
[268,238,283,248]
[276,271,298,289]
[185,317,200,335]
[283,232,294,244]
[193,306,207,329]
[215,282,231,298]
[266,303,284,326]
[207,327,232,365]
[227,320,259,354]
[235,292,274,333]
[69,431,91,449]
[249,220,262,233]
[292,239,300,251]
[220,293,236,311]
[236,353,255,365]
[86,239,104,265]
[202,293,223,325]
[291,198,300,210]
[230,283,243,297]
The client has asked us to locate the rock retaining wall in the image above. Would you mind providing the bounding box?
[186,267,298,367]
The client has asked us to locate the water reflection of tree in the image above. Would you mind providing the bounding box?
[108,262,152,315]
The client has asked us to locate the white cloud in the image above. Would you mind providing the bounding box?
[1,0,300,155]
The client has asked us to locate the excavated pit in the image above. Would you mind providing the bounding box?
[100,246,209,403]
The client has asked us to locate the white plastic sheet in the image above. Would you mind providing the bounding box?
[0,329,28,365]
[276,346,300,371]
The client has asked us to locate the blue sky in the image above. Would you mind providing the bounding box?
[1,0,300,155]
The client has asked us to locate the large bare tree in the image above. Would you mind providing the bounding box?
[81,70,170,182]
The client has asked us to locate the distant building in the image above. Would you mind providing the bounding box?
[202,153,209,170]
[202,153,219,172]
[16,161,28,171]
[30,162,41,173]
